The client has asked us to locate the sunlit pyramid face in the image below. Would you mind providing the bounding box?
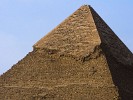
[0,5,133,100]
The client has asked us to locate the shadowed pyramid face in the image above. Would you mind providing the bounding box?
[0,5,133,100]
[89,6,133,66]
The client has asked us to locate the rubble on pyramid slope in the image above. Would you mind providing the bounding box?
[0,45,116,89]
[0,45,119,99]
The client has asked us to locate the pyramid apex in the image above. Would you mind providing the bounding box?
[1,4,133,99]
[79,4,91,9]
[34,5,133,66]
[33,4,101,58]
[81,4,91,7]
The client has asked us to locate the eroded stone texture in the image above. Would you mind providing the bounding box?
[34,5,101,59]
[0,5,133,100]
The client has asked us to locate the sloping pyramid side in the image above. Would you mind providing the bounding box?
[33,5,101,58]
[90,6,133,99]
[90,7,133,66]
[0,5,125,100]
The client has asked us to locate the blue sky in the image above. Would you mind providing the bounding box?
[0,0,133,75]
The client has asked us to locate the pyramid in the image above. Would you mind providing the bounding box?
[0,5,133,100]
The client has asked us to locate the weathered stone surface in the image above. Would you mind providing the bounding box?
[0,5,133,100]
